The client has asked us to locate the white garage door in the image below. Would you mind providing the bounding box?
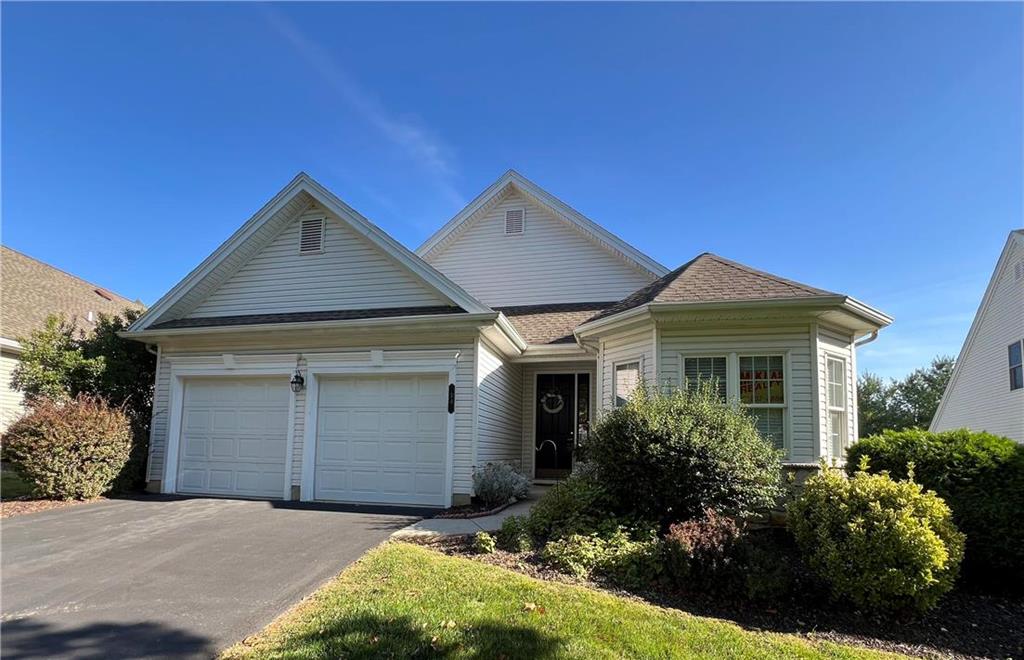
[314,374,448,506]
[177,377,289,498]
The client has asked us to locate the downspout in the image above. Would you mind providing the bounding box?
[854,330,879,348]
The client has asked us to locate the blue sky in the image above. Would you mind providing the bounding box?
[2,2,1021,380]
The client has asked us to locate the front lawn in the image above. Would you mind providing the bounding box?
[224,543,897,659]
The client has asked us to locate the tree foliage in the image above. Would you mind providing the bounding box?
[9,309,155,490]
[857,355,954,437]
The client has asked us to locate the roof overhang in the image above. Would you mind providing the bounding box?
[0,337,23,354]
[512,342,596,363]
[575,296,893,339]
[120,311,501,341]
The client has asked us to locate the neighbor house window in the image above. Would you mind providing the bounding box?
[682,356,727,399]
[826,356,848,457]
[615,361,640,407]
[1010,340,1024,391]
[739,355,786,450]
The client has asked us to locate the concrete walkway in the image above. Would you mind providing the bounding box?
[392,486,547,541]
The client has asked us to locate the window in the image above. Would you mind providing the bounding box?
[739,355,785,450]
[504,209,525,235]
[1010,340,1023,391]
[826,356,848,457]
[299,217,325,254]
[682,356,727,399]
[615,361,640,407]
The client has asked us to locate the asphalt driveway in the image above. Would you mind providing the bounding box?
[1,496,420,659]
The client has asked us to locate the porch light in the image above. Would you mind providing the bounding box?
[290,368,305,393]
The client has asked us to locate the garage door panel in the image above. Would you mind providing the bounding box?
[315,374,448,506]
[176,377,288,499]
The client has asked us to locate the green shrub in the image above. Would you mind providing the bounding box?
[739,529,808,603]
[3,395,132,500]
[541,528,664,588]
[664,509,743,591]
[524,468,620,544]
[788,463,964,613]
[848,428,1024,587]
[582,385,784,527]
[496,515,533,553]
[472,462,530,509]
[472,532,496,554]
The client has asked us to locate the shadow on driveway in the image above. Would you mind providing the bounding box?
[1,618,214,660]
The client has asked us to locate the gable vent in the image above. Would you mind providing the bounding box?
[299,217,325,254]
[1016,260,1024,282]
[504,208,524,235]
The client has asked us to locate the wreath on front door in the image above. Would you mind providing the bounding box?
[540,390,565,414]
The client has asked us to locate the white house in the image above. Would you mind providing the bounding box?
[123,171,892,506]
[931,230,1024,443]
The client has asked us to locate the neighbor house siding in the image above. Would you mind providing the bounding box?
[932,237,1024,443]
[816,325,857,459]
[520,361,597,478]
[475,339,523,471]
[598,323,656,410]
[424,189,655,307]
[0,349,25,432]
[657,324,816,462]
[146,339,478,498]
[189,207,448,318]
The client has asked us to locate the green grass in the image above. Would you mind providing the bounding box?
[223,543,901,660]
[1,469,34,499]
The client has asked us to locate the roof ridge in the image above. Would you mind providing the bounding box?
[1,245,140,304]
[701,252,835,296]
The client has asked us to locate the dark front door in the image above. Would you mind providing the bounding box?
[535,373,576,479]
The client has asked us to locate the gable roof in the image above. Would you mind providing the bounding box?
[587,252,837,322]
[415,170,669,278]
[496,301,616,345]
[127,173,491,333]
[930,229,1024,431]
[1,246,142,345]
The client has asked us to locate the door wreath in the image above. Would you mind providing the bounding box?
[540,390,565,414]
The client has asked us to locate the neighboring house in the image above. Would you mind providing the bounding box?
[0,246,143,431]
[123,171,891,506]
[931,230,1024,443]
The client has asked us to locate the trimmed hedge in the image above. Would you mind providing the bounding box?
[3,395,132,500]
[847,428,1024,587]
[789,465,964,613]
[582,385,784,526]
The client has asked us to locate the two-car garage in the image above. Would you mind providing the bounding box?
[172,370,450,507]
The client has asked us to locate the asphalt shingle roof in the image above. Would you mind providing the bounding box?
[148,305,466,330]
[588,253,837,323]
[1,246,142,342]
[495,302,618,345]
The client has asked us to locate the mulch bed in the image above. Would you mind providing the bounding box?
[1,497,103,519]
[429,537,1024,660]
[432,499,515,519]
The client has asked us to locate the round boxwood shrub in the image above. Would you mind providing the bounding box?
[847,428,1023,587]
[582,385,784,526]
[788,463,964,613]
[3,395,132,500]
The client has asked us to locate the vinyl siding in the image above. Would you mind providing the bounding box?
[146,340,477,498]
[817,326,858,459]
[0,350,25,432]
[932,238,1024,442]
[657,324,817,462]
[189,207,448,318]
[598,323,656,411]
[475,339,523,470]
[424,189,655,307]
[520,361,597,478]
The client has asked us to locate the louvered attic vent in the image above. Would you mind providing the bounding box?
[299,217,325,254]
[504,208,524,235]
[1015,260,1024,282]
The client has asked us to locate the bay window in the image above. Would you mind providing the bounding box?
[615,361,641,407]
[682,356,728,399]
[739,355,786,451]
